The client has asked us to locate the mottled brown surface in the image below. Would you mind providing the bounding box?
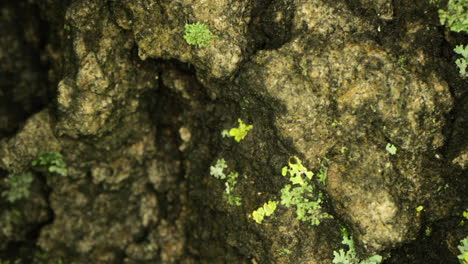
[0,0,466,263]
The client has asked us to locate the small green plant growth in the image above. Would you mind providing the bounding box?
[438,0,468,78]
[331,120,343,126]
[183,22,217,47]
[397,56,409,72]
[221,129,230,138]
[385,143,397,155]
[277,248,292,256]
[390,54,409,72]
[0,259,21,264]
[1,210,21,237]
[0,256,23,264]
[32,251,64,264]
[2,172,34,202]
[454,45,468,77]
[333,227,383,264]
[461,209,468,226]
[210,158,228,179]
[252,201,278,224]
[209,159,242,206]
[458,236,468,264]
[340,146,349,154]
[317,158,329,185]
[416,205,424,217]
[439,0,468,33]
[32,152,67,176]
[224,171,242,206]
[144,244,157,253]
[280,156,332,226]
[425,226,432,236]
[222,118,253,142]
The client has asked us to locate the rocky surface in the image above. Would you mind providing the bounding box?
[0,0,466,263]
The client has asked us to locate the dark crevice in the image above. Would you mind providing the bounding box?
[0,1,53,139]
[247,0,295,51]
[0,173,54,263]
[384,218,461,264]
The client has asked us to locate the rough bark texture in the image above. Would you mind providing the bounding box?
[0,0,467,263]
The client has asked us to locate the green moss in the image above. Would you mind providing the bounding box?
[2,172,34,202]
[183,22,217,48]
[32,152,68,176]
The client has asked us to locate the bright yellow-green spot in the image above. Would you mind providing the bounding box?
[252,209,263,224]
[252,201,278,224]
[416,205,424,217]
[229,118,253,142]
[463,209,468,220]
[462,252,468,264]
[281,156,314,186]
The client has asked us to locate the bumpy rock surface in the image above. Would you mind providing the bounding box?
[0,0,466,263]
[121,0,251,80]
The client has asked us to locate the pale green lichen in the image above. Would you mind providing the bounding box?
[224,171,242,206]
[454,45,468,77]
[210,158,228,179]
[438,0,468,78]
[209,159,242,206]
[438,0,468,33]
[385,143,397,155]
[458,236,468,264]
[333,227,383,264]
[280,156,332,226]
